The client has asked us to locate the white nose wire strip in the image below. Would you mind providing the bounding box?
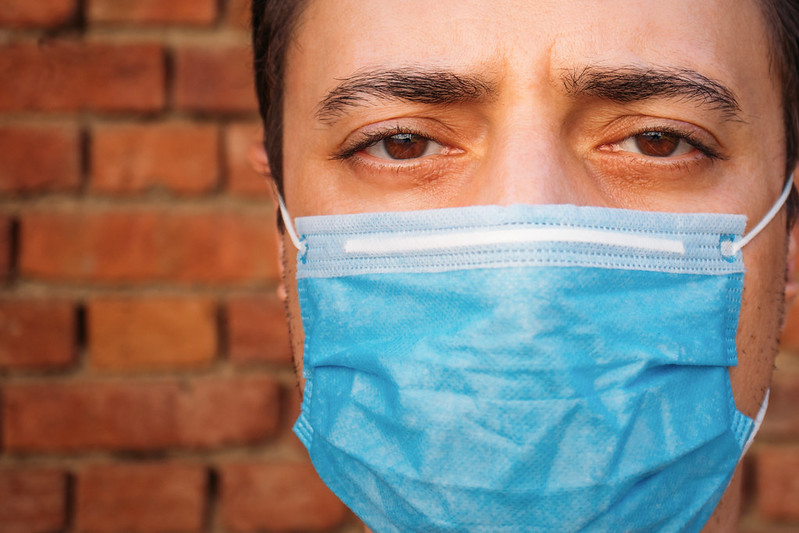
[723,174,795,257]
[344,227,685,255]
[277,194,307,254]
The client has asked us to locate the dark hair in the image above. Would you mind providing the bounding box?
[251,0,307,195]
[759,0,799,223]
[251,0,799,222]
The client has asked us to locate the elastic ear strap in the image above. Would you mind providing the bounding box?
[277,194,306,254]
[742,389,770,457]
[729,174,794,255]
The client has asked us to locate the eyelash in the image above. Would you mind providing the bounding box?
[614,125,726,161]
[332,123,726,162]
[332,125,437,161]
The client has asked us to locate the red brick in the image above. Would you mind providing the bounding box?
[756,445,799,521]
[76,463,205,533]
[20,209,279,284]
[225,122,271,196]
[0,0,76,28]
[781,296,799,350]
[281,385,306,452]
[0,300,75,370]
[0,42,164,113]
[88,298,216,372]
[174,46,257,114]
[3,377,280,452]
[225,0,250,29]
[0,469,66,533]
[227,297,291,365]
[0,216,11,279]
[760,367,799,439]
[88,0,216,26]
[220,462,347,532]
[0,126,81,194]
[91,123,218,195]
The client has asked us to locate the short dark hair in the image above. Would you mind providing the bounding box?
[759,0,799,223]
[251,0,307,195]
[251,0,799,223]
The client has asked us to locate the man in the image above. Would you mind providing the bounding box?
[249,1,799,531]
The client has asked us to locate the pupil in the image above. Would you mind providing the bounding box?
[384,133,428,159]
[635,132,680,157]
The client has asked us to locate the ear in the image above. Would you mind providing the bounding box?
[786,171,799,306]
[247,134,273,182]
[248,133,281,207]
[248,135,287,291]
[786,222,799,306]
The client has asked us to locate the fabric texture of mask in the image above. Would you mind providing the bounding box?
[291,203,758,533]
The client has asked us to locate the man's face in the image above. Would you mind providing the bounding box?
[275,1,794,529]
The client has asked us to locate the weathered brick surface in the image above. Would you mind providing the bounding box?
[756,445,799,522]
[75,463,205,533]
[760,367,799,439]
[3,377,280,452]
[0,42,164,112]
[88,0,217,25]
[281,385,306,452]
[780,298,799,351]
[0,126,81,194]
[0,300,75,370]
[0,0,76,28]
[220,462,347,532]
[225,122,271,196]
[0,2,353,533]
[174,46,258,113]
[20,210,279,284]
[88,298,216,372]
[224,0,250,29]
[227,297,291,365]
[91,123,218,195]
[0,469,67,533]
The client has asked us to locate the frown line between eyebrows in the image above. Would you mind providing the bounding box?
[562,65,743,120]
[315,67,498,124]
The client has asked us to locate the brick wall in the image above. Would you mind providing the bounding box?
[0,1,356,531]
[0,2,797,533]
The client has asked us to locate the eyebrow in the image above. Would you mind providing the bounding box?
[562,65,742,119]
[316,67,497,123]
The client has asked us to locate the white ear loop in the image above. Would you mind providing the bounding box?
[742,389,770,457]
[722,174,794,257]
[277,194,307,254]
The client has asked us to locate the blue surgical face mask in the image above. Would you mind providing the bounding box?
[280,177,792,533]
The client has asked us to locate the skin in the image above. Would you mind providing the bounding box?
[251,1,799,530]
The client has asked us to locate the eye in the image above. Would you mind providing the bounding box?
[363,133,446,160]
[615,131,695,158]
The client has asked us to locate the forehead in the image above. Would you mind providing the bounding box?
[286,0,778,122]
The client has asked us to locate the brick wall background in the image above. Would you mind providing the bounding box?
[0,1,797,532]
[0,1,357,531]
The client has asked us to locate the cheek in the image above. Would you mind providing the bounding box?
[729,217,788,418]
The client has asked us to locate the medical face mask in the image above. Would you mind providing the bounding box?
[281,177,792,533]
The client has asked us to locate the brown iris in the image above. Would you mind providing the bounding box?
[634,131,684,157]
[383,133,430,159]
